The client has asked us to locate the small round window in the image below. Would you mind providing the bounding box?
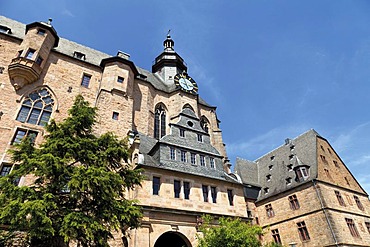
[187,121,193,127]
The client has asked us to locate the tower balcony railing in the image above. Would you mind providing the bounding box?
[8,57,42,90]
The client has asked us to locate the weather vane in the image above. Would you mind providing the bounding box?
[167,29,171,36]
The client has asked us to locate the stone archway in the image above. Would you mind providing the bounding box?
[154,231,191,247]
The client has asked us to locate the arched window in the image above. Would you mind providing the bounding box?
[16,88,54,126]
[154,104,166,139]
[200,116,209,133]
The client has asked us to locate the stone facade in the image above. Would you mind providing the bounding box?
[1,16,369,247]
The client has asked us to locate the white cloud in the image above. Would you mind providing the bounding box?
[62,9,74,17]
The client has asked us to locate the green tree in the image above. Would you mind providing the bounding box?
[0,95,143,247]
[197,216,263,247]
[197,216,284,247]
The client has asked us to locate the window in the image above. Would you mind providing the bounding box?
[154,105,166,139]
[200,155,205,166]
[117,76,124,83]
[190,153,196,165]
[170,147,176,160]
[290,145,295,151]
[37,29,46,35]
[320,145,325,151]
[354,195,364,211]
[16,88,54,126]
[345,177,350,186]
[200,117,209,133]
[152,176,160,195]
[286,177,292,185]
[324,168,332,180]
[174,180,181,198]
[346,218,360,237]
[184,182,190,200]
[327,148,332,154]
[365,222,370,234]
[73,51,86,60]
[289,194,300,210]
[0,25,11,34]
[0,164,12,176]
[272,229,282,244]
[289,154,294,160]
[35,56,43,65]
[287,164,293,171]
[180,150,187,162]
[270,155,275,161]
[17,50,23,58]
[268,164,273,170]
[265,204,275,218]
[333,160,339,167]
[335,191,346,206]
[227,189,234,206]
[266,174,271,182]
[211,186,217,203]
[202,185,208,202]
[12,129,38,145]
[81,74,91,88]
[112,111,119,120]
[320,155,327,163]
[297,221,310,241]
[210,157,215,169]
[179,128,185,137]
[295,166,309,182]
[264,187,269,194]
[25,49,35,59]
[197,134,203,142]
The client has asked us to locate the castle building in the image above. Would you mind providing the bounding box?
[0,16,369,247]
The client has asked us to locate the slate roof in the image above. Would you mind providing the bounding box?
[235,129,320,201]
[0,15,215,108]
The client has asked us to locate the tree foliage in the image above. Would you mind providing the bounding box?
[197,216,284,247]
[0,95,143,247]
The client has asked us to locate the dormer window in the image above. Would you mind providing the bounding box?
[179,129,185,137]
[197,134,203,142]
[37,29,46,36]
[295,166,309,182]
[0,25,11,34]
[74,51,86,60]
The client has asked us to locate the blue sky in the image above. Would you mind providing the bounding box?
[2,1,370,193]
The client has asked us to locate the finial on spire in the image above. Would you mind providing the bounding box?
[163,30,174,51]
[47,18,53,25]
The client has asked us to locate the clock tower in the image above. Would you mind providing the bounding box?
[152,32,187,86]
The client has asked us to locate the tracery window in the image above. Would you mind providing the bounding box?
[200,116,209,133]
[16,88,54,126]
[154,104,166,139]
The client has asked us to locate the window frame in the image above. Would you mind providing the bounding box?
[174,180,181,198]
[346,218,360,237]
[209,157,215,169]
[179,128,185,137]
[81,74,91,88]
[170,147,176,160]
[180,150,187,162]
[297,221,310,241]
[335,190,346,206]
[353,195,364,211]
[190,153,196,165]
[289,194,300,210]
[25,48,35,59]
[200,155,205,166]
[197,133,203,142]
[265,203,275,218]
[117,76,124,83]
[272,229,282,244]
[211,186,217,203]
[12,128,38,145]
[154,105,166,139]
[152,176,160,195]
[112,111,119,120]
[0,164,12,177]
[227,189,234,206]
[202,185,209,202]
[183,181,190,200]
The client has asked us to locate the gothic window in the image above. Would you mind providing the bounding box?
[184,182,190,200]
[154,105,166,139]
[200,116,209,133]
[272,229,282,244]
[202,185,208,202]
[16,88,54,126]
[297,221,310,241]
[152,176,160,195]
[227,189,234,206]
[265,204,275,218]
[211,186,217,203]
[174,180,181,198]
[346,218,360,237]
[354,195,364,211]
[335,191,346,206]
[289,194,300,210]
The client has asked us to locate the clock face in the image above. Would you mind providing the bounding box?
[174,73,198,94]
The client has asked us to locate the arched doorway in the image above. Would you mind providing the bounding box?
[154,231,191,247]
